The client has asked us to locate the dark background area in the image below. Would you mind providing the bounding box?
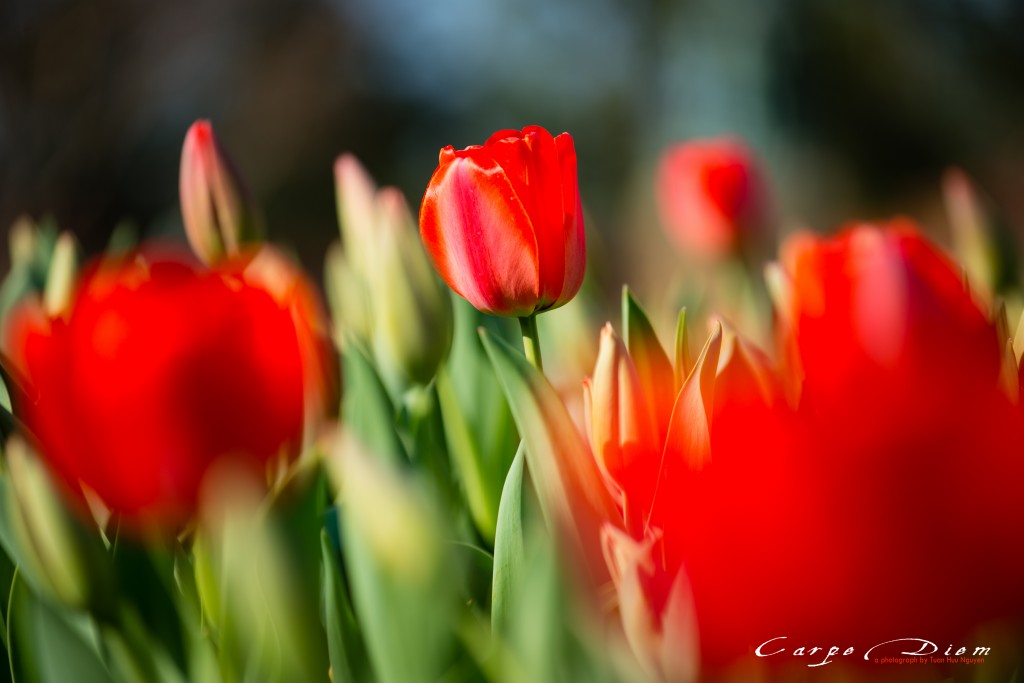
[2,0,1023,296]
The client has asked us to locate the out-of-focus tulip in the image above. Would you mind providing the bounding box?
[180,120,263,265]
[583,239,1024,676]
[419,125,585,317]
[587,321,802,674]
[771,220,1024,651]
[4,246,334,531]
[777,219,1001,442]
[328,154,453,388]
[657,137,770,259]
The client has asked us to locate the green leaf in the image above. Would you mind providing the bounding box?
[439,297,519,544]
[320,530,368,683]
[674,307,693,390]
[335,439,455,683]
[622,287,674,438]
[479,328,615,575]
[490,444,524,635]
[8,575,113,683]
[342,342,406,463]
[436,368,498,544]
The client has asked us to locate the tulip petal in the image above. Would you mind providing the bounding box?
[420,152,540,316]
[484,127,573,309]
[554,132,586,306]
[622,287,675,440]
[646,323,722,532]
[481,327,616,577]
[590,323,659,534]
[602,525,699,682]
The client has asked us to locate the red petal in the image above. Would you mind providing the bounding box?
[554,132,585,307]
[420,153,540,316]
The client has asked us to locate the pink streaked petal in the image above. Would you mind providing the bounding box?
[420,155,540,316]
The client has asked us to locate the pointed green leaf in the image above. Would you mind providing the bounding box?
[491,444,524,634]
[333,435,455,683]
[436,368,499,544]
[342,342,406,463]
[8,575,113,683]
[440,297,519,543]
[479,328,615,576]
[320,530,369,683]
[674,308,693,390]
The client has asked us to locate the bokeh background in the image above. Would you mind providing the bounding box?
[3,0,1024,305]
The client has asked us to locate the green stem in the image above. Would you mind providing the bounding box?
[518,314,543,370]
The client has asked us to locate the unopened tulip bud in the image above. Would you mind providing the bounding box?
[370,189,453,387]
[4,436,111,609]
[179,120,263,265]
[943,167,1002,302]
[43,232,78,318]
[330,154,452,388]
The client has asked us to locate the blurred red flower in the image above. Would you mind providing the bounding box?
[657,137,771,258]
[773,220,1024,653]
[419,125,585,316]
[589,221,1024,678]
[4,246,335,531]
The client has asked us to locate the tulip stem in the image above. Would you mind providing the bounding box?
[518,314,544,371]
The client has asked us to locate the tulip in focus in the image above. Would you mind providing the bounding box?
[657,136,771,259]
[4,246,334,531]
[420,125,585,317]
[180,120,263,265]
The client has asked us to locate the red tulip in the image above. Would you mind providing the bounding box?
[4,246,334,531]
[772,220,1024,651]
[657,136,770,258]
[585,225,1024,677]
[419,125,585,316]
[586,321,806,676]
[778,219,1001,443]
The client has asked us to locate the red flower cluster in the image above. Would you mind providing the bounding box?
[5,247,334,530]
[589,220,1024,677]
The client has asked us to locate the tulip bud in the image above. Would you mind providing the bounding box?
[179,120,263,265]
[43,232,78,318]
[329,154,452,388]
[326,430,455,683]
[943,168,1002,301]
[2,436,110,609]
[657,137,771,259]
[370,189,453,387]
[602,525,699,683]
[420,125,586,317]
